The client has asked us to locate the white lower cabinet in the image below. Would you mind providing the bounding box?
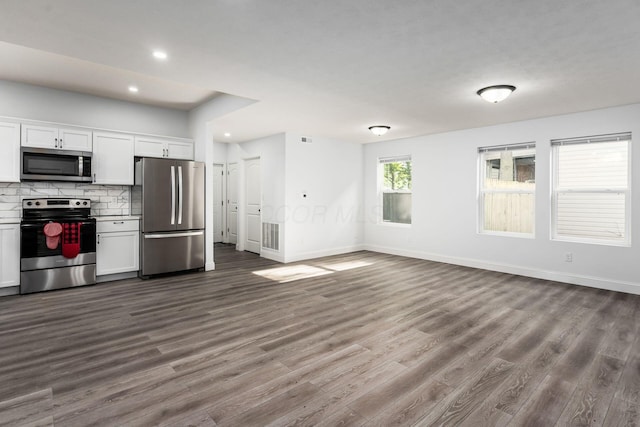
[0,224,20,288]
[96,219,139,276]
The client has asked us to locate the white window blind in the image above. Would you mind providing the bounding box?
[551,133,630,244]
[379,155,411,164]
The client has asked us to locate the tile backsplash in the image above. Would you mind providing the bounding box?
[0,182,131,219]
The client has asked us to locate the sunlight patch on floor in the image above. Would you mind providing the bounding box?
[318,260,373,272]
[253,265,333,283]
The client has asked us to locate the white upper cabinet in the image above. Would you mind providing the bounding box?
[167,140,194,160]
[134,135,193,160]
[59,128,93,151]
[21,124,92,151]
[92,132,134,185]
[0,121,20,182]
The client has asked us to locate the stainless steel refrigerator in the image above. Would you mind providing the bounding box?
[135,157,205,277]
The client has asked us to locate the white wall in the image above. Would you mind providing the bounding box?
[222,132,363,264]
[284,134,363,262]
[363,104,640,294]
[212,141,228,164]
[0,80,189,137]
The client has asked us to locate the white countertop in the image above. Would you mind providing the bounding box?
[0,218,20,224]
[93,216,141,221]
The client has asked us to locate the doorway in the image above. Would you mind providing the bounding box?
[244,157,261,254]
[227,162,238,244]
[212,163,224,243]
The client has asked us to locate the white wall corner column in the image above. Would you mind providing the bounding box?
[188,93,258,271]
[204,121,216,271]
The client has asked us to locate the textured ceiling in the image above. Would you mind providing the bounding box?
[1,0,640,143]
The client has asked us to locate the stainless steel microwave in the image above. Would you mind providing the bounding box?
[21,147,93,182]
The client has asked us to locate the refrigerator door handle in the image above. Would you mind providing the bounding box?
[170,165,176,225]
[144,231,204,239]
[178,165,183,225]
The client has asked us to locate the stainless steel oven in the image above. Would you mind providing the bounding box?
[20,198,96,294]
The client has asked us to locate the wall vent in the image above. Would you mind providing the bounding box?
[262,223,280,251]
[300,136,312,144]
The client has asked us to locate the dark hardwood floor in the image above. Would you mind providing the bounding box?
[1,244,639,426]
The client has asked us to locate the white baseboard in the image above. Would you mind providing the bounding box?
[363,244,640,296]
[261,249,285,263]
[283,244,365,263]
[0,286,19,297]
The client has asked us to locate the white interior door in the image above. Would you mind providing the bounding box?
[227,162,238,244]
[245,158,261,254]
[212,164,224,243]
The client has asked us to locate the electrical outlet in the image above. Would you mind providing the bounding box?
[565,252,573,263]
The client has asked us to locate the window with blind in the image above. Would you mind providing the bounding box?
[551,133,631,245]
[379,155,412,224]
[478,143,536,236]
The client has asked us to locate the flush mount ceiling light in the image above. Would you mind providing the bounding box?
[152,50,168,60]
[128,85,139,93]
[224,132,231,137]
[477,85,516,103]
[368,125,390,136]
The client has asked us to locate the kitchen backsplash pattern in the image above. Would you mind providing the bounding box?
[0,182,131,219]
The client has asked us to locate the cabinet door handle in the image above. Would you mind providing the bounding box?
[113,221,125,224]
[60,139,63,148]
[54,137,58,148]
[93,173,96,183]
[97,234,100,244]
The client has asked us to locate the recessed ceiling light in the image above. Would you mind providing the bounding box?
[368,125,390,136]
[224,132,231,137]
[128,85,139,93]
[152,50,168,60]
[477,85,516,103]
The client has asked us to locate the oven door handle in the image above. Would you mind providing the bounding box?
[21,221,95,229]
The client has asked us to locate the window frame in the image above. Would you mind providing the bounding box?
[478,142,536,238]
[378,155,412,226]
[551,133,632,246]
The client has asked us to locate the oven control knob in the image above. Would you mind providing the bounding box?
[76,201,81,206]
[26,201,32,206]
[35,201,41,206]
[83,201,88,205]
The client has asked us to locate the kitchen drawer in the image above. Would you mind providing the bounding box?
[97,219,140,233]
